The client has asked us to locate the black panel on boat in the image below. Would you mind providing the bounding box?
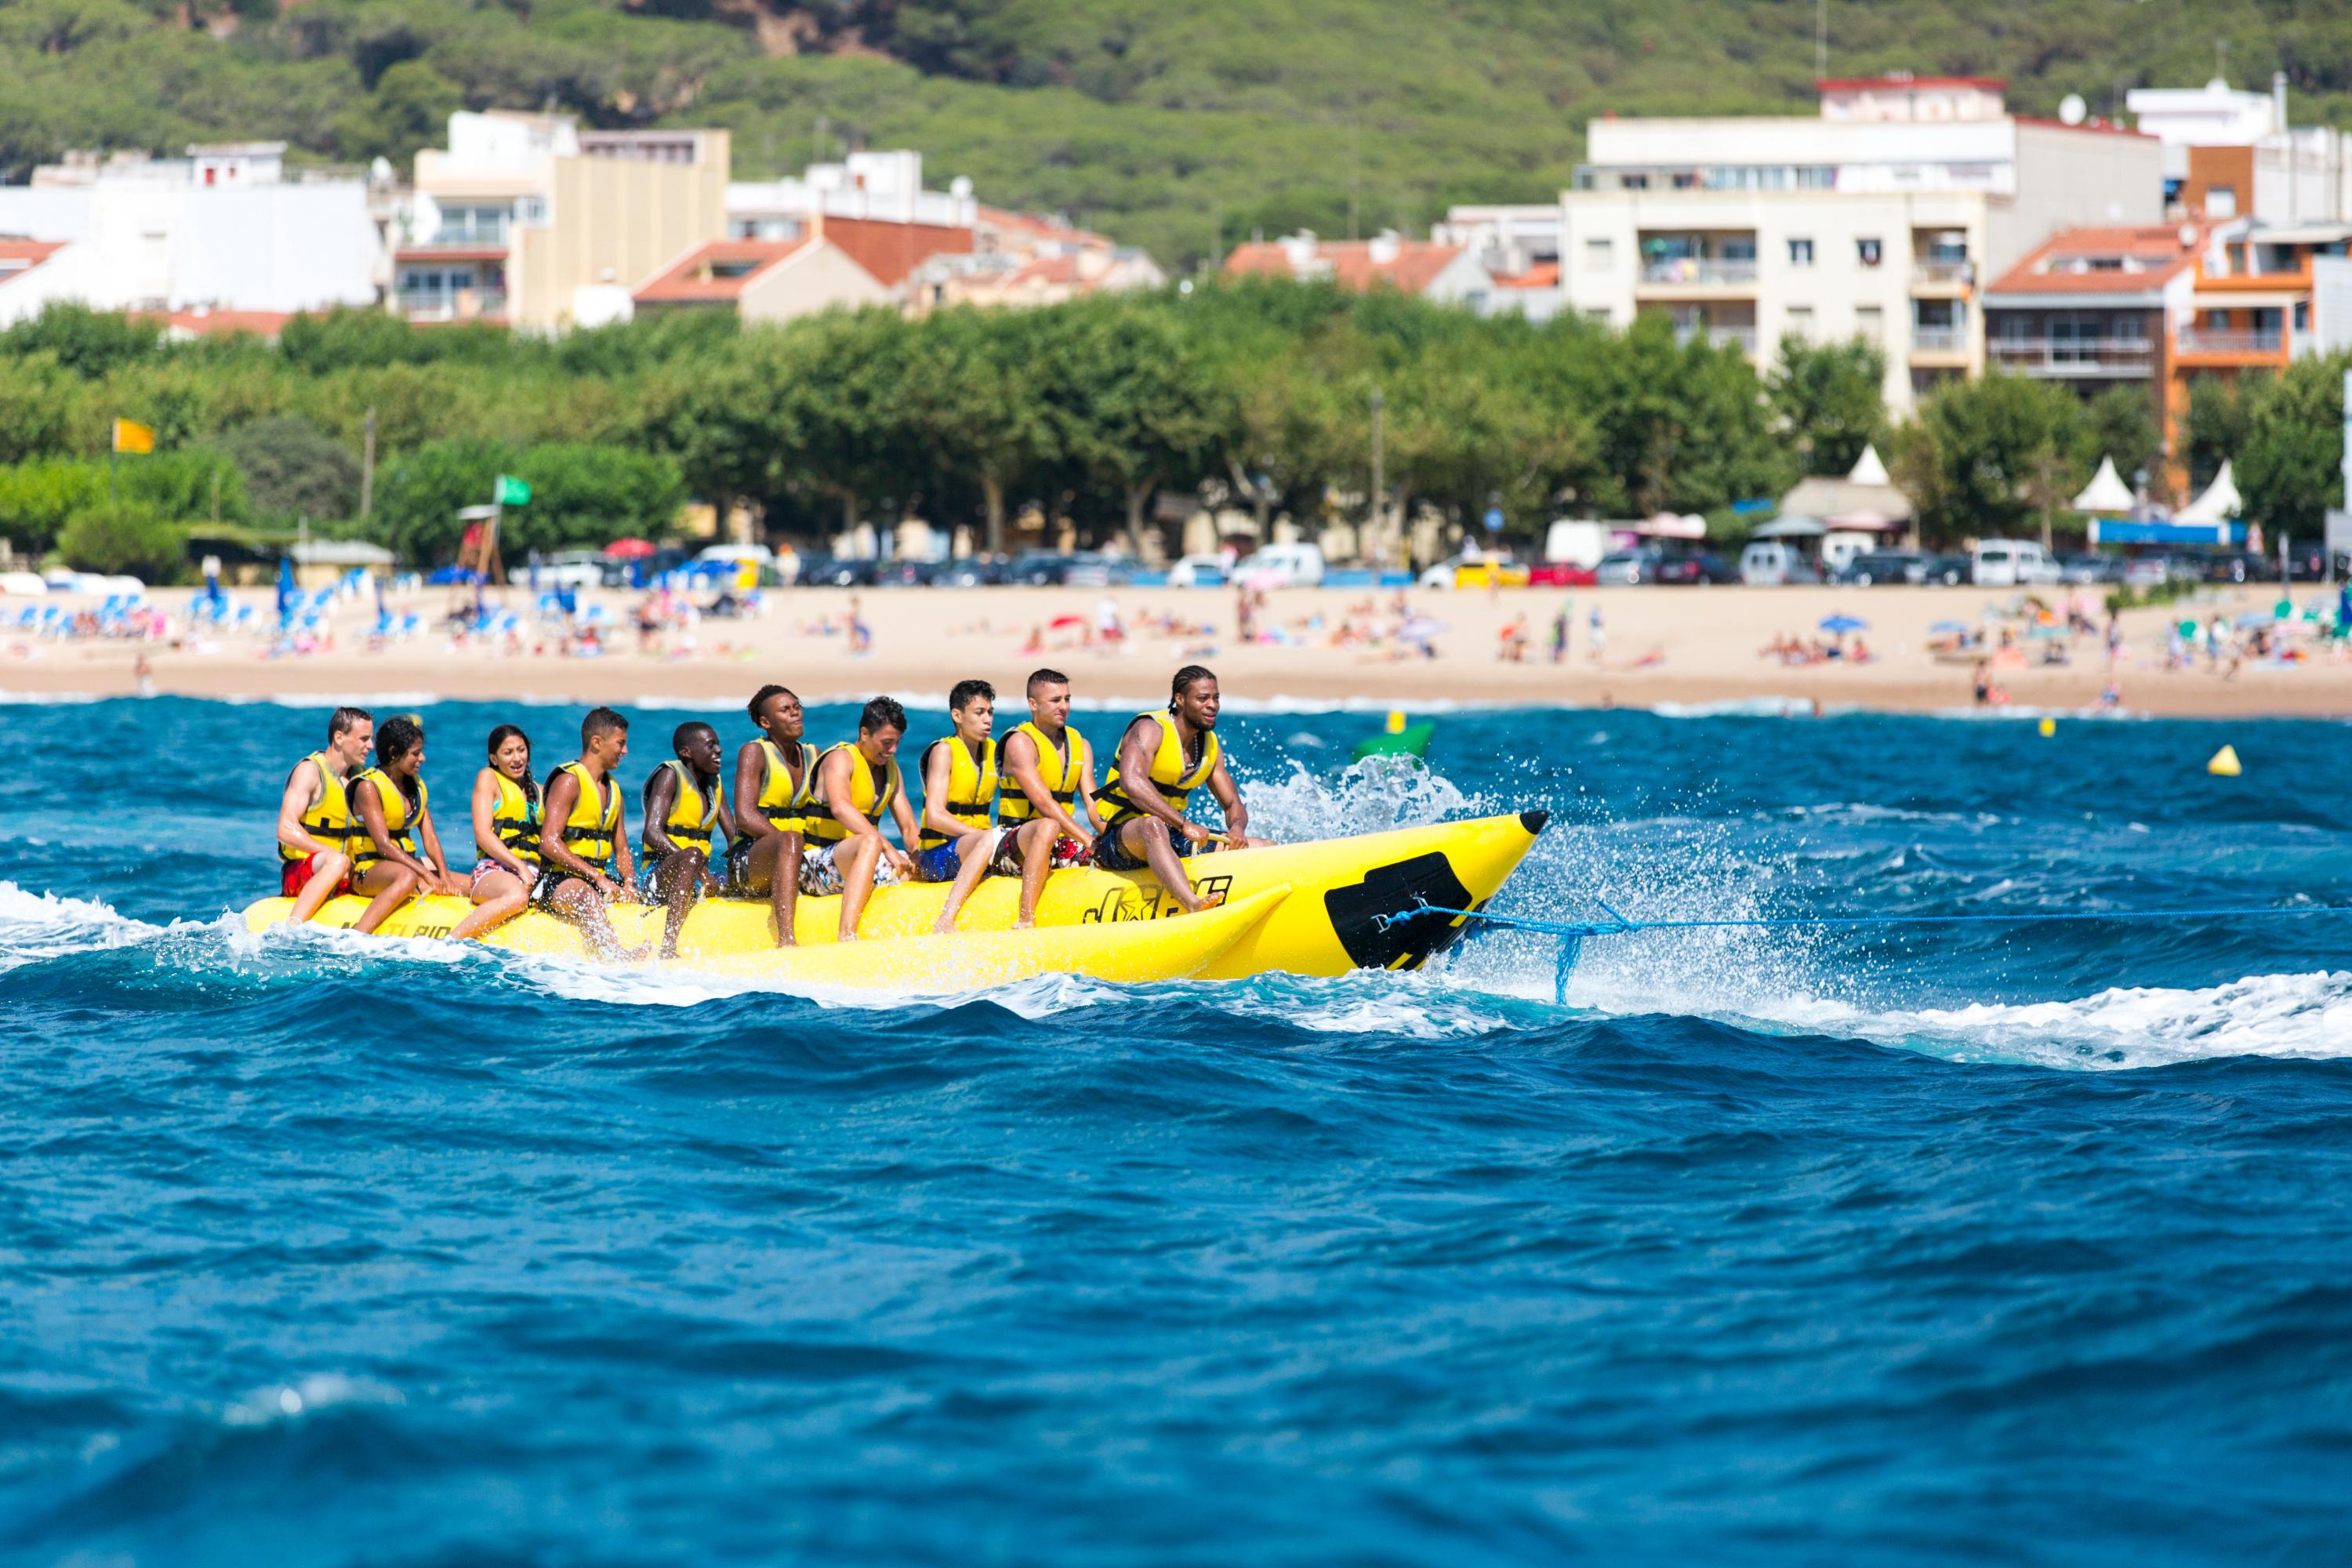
[1324,853,1475,970]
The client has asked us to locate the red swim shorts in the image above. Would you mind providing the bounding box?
[281,852,350,900]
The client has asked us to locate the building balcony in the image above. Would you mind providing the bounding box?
[398,289,509,324]
[1674,324,1757,353]
[1911,259,1974,292]
[1987,338,2153,376]
[1636,256,1759,292]
[2175,327,2283,358]
[1910,326,1971,358]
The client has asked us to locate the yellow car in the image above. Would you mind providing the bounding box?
[1451,560,1531,590]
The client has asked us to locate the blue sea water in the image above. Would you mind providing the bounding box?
[2,695,2349,1565]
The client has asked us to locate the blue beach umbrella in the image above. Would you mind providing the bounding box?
[1819,614,1869,634]
[1929,619,1969,633]
[275,555,296,618]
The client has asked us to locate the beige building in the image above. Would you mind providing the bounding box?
[1449,77,2165,411]
[394,112,728,331]
[631,237,892,322]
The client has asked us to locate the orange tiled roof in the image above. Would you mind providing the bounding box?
[1223,238,1466,296]
[1494,260,1561,290]
[146,308,297,338]
[818,216,973,288]
[976,205,1113,249]
[0,239,65,283]
[1987,225,2204,295]
[633,238,813,303]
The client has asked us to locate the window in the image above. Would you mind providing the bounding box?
[1857,238,1883,267]
[1583,307,1611,324]
[1797,165,1835,189]
[1583,237,1614,273]
[1621,173,1649,191]
[1788,238,1815,267]
[1856,305,1884,340]
[2207,185,2238,218]
[2296,300,2311,331]
[1671,172,1700,190]
[1785,305,1815,338]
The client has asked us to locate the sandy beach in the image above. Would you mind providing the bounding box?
[5,580,2348,717]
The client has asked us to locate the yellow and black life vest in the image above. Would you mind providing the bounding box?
[916,735,997,850]
[350,765,426,874]
[644,759,722,857]
[804,742,901,844]
[280,752,354,862]
[1098,710,1221,826]
[753,738,820,835]
[487,768,542,869]
[996,720,1088,826]
[552,760,620,873]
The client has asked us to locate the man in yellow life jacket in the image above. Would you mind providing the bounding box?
[640,720,735,960]
[1093,665,1268,913]
[347,713,461,930]
[806,695,920,941]
[996,667,1101,927]
[910,679,1055,935]
[274,705,374,926]
[727,683,818,948]
[537,706,645,960]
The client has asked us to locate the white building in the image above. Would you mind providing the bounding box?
[2125,74,2352,224]
[0,143,381,324]
[1455,76,2166,411]
[726,151,978,241]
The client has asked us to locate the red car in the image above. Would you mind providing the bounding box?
[1528,563,1599,587]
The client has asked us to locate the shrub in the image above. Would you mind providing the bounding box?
[57,500,187,582]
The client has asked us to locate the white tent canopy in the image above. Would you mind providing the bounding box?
[1848,443,1890,486]
[2173,460,2243,525]
[2072,456,2136,514]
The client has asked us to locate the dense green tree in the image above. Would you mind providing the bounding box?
[2238,350,2350,535]
[330,58,463,165]
[374,436,684,563]
[2078,386,2165,503]
[0,458,105,554]
[57,499,185,581]
[217,416,363,522]
[1893,373,2085,543]
[0,305,162,379]
[1767,336,1887,478]
[1034,299,1233,552]
[2182,373,2259,492]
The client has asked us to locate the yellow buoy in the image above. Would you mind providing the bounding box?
[2208,744,2242,777]
[2038,717,2056,738]
[1385,709,1407,735]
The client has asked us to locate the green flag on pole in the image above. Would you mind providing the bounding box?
[494,474,531,506]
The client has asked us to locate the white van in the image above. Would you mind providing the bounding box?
[1971,539,2058,587]
[1240,542,1326,588]
[1740,540,1821,585]
[1543,520,1610,570]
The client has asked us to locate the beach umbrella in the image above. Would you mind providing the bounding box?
[275,556,296,619]
[1929,619,1969,633]
[603,537,656,559]
[1819,614,1869,634]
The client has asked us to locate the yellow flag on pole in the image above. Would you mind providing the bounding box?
[112,418,154,454]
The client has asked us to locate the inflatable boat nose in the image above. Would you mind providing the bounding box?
[1519,808,1550,836]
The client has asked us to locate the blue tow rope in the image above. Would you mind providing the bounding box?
[1380,900,2352,1005]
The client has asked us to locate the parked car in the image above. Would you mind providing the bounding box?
[797,554,877,588]
[1167,553,1229,588]
[1838,549,1933,586]
[933,557,1008,587]
[1006,550,1073,586]
[872,559,938,587]
[1527,562,1599,587]
[2056,553,2124,585]
[1595,548,1665,586]
[2202,550,2275,584]
[1970,539,2060,586]
[1654,550,1738,585]
[1237,542,1327,588]
[1924,553,1970,586]
[1739,540,1822,585]
[541,549,606,589]
[2281,543,2332,581]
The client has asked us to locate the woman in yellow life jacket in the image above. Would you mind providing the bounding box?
[274,705,374,926]
[347,714,460,930]
[534,706,647,961]
[448,724,539,942]
[727,684,819,949]
[807,695,921,942]
[911,679,1040,935]
[638,720,735,960]
[1092,665,1269,913]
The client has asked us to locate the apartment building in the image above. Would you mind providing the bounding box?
[0,143,380,325]
[630,237,892,323]
[1453,77,2164,412]
[2126,74,2352,225]
[395,113,728,330]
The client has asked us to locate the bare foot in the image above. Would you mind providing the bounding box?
[931,916,958,936]
[1014,917,1035,931]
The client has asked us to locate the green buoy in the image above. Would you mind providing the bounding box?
[1352,709,1435,762]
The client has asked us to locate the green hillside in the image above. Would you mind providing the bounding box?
[3,0,2350,266]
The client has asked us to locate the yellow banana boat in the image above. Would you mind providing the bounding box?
[239,809,1548,982]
